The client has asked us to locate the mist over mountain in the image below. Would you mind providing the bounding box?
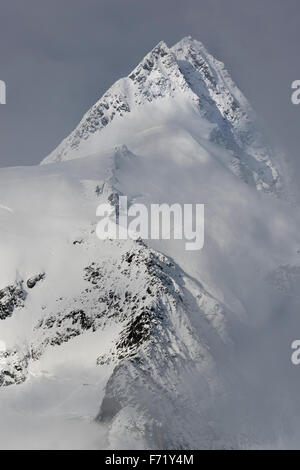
[0,38,300,450]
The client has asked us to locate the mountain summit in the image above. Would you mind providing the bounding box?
[42,37,280,194]
[0,38,299,450]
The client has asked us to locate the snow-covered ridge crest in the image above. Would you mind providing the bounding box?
[1,37,300,447]
[42,40,188,165]
[41,36,280,194]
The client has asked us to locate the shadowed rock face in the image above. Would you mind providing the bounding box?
[27,273,45,289]
[0,235,231,448]
[0,282,26,320]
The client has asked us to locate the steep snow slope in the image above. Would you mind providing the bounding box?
[1,38,300,449]
[42,37,281,194]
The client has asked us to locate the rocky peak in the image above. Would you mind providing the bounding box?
[41,37,281,194]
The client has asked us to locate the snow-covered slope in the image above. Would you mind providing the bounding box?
[1,38,300,449]
[42,37,280,194]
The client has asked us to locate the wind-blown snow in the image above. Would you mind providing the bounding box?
[0,37,300,449]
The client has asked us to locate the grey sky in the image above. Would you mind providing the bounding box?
[0,0,300,180]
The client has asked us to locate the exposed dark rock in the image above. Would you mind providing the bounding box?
[0,350,29,387]
[97,395,122,423]
[0,282,27,320]
[27,273,45,289]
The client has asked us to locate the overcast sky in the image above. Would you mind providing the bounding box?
[0,0,300,180]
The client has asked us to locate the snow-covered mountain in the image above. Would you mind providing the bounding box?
[43,37,280,194]
[1,37,300,449]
